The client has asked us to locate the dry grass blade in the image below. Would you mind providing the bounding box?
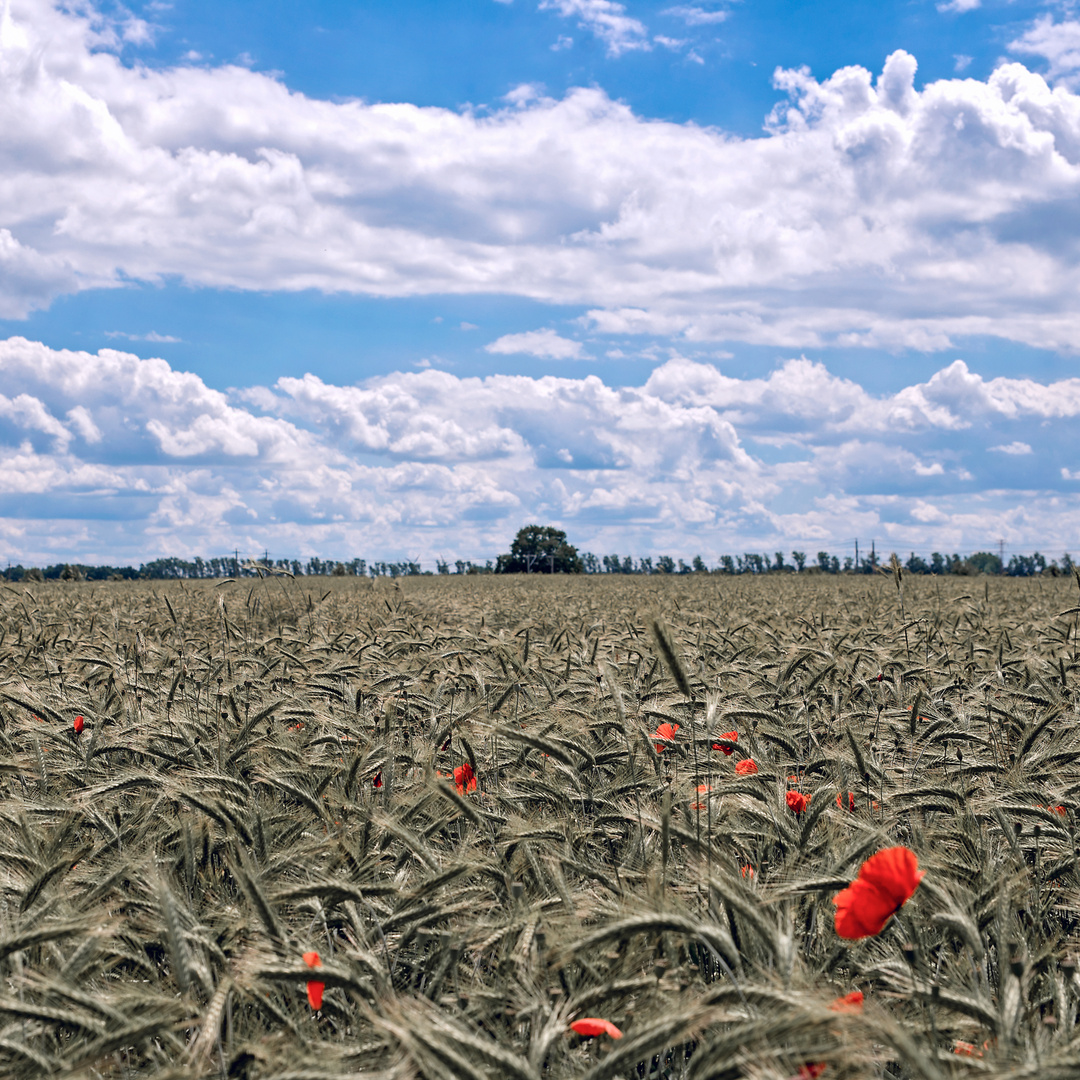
[650,618,693,699]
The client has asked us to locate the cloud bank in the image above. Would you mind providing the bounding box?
[1,336,1077,564]
[6,2,1080,350]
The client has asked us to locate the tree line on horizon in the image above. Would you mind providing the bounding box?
[1,524,1073,582]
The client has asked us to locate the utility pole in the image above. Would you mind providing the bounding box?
[998,538,1005,573]
[855,539,859,572]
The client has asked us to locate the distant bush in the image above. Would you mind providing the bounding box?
[967,551,1003,575]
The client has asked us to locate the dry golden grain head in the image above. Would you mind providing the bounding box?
[0,573,1075,1078]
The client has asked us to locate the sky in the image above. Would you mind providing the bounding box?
[2,0,1080,568]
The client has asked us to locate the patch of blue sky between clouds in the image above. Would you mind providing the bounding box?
[0,286,600,390]
[113,0,1054,134]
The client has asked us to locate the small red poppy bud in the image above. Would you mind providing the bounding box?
[830,989,864,1012]
[302,951,323,1009]
[373,771,382,788]
[73,716,84,735]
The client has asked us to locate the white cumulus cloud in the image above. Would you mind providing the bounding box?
[0,336,1079,564]
[4,3,1080,351]
[1009,16,1080,85]
[485,329,588,359]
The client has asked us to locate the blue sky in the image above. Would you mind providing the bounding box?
[1,0,1079,566]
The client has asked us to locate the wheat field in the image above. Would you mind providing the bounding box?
[1,571,1078,1079]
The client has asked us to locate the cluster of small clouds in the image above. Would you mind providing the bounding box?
[1010,15,1080,87]
[538,0,650,57]
[501,0,723,57]
[1,336,1078,564]
[11,1,1080,351]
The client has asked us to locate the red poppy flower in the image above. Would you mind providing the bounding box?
[73,715,84,735]
[740,864,754,878]
[690,783,713,810]
[712,730,738,755]
[570,1017,622,1039]
[833,846,924,940]
[302,951,324,1009]
[735,759,758,775]
[797,1065,826,1079]
[829,990,864,1013]
[372,771,382,789]
[653,722,679,752]
[836,792,855,812]
[454,762,476,794]
[786,790,809,815]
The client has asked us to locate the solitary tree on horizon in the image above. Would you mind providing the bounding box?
[497,524,582,573]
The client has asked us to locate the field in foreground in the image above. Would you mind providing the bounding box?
[1,572,1079,1079]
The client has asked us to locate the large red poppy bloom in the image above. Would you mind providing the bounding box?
[735,759,758,775]
[570,1017,623,1039]
[786,790,809,815]
[833,847,924,939]
[712,730,738,755]
[653,722,679,752]
[454,762,477,794]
